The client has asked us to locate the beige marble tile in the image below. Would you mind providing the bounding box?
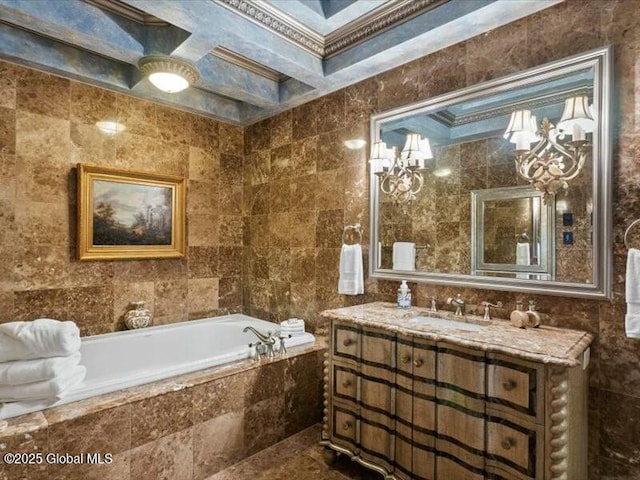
[193,411,245,480]
[188,146,219,183]
[16,67,70,120]
[129,428,193,480]
[188,277,219,315]
[131,388,193,448]
[70,82,116,126]
[188,214,219,247]
[219,122,244,156]
[0,61,16,110]
[15,111,70,162]
[115,94,156,138]
[13,245,68,290]
[154,279,188,318]
[47,405,131,455]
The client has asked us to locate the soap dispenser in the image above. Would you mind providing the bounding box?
[397,281,411,309]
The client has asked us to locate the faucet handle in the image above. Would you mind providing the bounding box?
[426,295,438,312]
[481,301,503,320]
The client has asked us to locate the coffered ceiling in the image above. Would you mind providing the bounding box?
[0,0,562,125]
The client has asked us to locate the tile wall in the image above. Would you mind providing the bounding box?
[242,1,640,477]
[0,64,244,335]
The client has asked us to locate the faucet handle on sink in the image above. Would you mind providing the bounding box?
[426,295,438,312]
[481,301,503,320]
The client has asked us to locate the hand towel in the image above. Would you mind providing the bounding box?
[0,319,80,362]
[393,242,416,271]
[338,244,364,295]
[0,352,81,386]
[516,242,531,266]
[0,366,86,402]
[626,248,640,338]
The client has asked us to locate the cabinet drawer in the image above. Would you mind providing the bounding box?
[487,356,543,422]
[486,415,543,480]
[333,366,357,401]
[333,324,359,360]
[332,405,358,445]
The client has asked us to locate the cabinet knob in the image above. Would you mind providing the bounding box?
[342,421,352,431]
[413,358,424,367]
[503,379,517,391]
[343,338,355,347]
[501,437,516,450]
[342,379,352,388]
[401,355,411,364]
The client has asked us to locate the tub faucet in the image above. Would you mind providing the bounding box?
[446,294,466,316]
[244,326,277,357]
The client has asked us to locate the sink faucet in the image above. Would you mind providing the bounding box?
[446,294,466,316]
[426,295,438,312]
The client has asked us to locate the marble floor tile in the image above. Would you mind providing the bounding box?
[208,424,380,480]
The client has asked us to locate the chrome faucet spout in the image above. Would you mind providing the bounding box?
[243,326,271,343]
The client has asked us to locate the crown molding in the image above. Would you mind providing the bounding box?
[211,47,289,82]
[83,0,168,26]
[215,0,444,58]
[214,0,325,57]
[324,0,442,58]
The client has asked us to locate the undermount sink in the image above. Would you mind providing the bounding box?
[408,315,488,332]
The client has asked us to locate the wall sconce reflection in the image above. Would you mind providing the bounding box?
[504,95,594,203]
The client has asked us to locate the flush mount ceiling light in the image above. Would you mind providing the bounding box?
[137,55,200,93]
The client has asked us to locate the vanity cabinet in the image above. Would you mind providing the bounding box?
[321,317,589,480]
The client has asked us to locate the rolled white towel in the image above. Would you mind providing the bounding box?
[0,319,80,362]
[0,352,82,386]
[0,366,86,402]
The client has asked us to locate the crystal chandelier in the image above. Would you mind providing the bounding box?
[369,133,434,203]
[504,95,594,203]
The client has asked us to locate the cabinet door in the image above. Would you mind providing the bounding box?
[436,343,486,479]
[359,327,394,472]
[395,335,437,480]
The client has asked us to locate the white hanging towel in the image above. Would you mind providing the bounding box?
[393,242,416,271]
[0,319,81,362]
[0,365,86,402]
[338,244,364,295]
[625,248,640,338]
[516,242,531,266]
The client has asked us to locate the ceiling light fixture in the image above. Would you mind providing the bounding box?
[138,55,200,93]
[504,95,594,203]
[370,133,434,203]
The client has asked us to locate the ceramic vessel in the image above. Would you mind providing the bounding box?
[124,301,152,329]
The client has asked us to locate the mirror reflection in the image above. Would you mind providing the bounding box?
[371,48,610,296]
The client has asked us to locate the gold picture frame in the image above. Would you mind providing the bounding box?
[77,163,186,260]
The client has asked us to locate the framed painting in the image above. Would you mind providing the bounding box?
[77,163,186,260]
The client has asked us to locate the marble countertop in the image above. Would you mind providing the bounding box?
[321,302,593,367]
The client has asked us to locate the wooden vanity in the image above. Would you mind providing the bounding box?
[320,303,593,480]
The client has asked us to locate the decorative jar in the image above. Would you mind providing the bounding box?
[124,301,152,329]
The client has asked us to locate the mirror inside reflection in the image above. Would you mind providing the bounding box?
[374,61,597,285]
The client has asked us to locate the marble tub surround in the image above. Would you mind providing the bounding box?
[322,302,592,367]
[0,342,325,480]
[0,60,244,335]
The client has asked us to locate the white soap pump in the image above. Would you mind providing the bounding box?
[397,280,411,309]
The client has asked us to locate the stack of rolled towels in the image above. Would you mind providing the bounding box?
[0,319,86,402]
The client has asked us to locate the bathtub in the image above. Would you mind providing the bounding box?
[0,314,315,420]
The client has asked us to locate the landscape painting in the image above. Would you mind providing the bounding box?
[77,164,186,260]
[93,180,173,246]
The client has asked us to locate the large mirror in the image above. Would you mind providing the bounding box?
[369,47,612,299]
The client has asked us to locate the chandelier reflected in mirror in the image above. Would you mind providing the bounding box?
[369,133,434,203]
[504,95,594,203]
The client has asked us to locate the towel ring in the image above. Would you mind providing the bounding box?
[624,219,640,249]
[342,223,362,245]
